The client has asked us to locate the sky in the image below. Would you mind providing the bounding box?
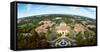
[17,3,96,19]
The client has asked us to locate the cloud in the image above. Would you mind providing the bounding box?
[26,4,32,12]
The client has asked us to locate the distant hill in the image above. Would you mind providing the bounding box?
[18,14,96,24]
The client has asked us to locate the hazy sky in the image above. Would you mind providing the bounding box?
[17,3,96,19]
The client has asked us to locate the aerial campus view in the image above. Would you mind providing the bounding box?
[17,3,97,49]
